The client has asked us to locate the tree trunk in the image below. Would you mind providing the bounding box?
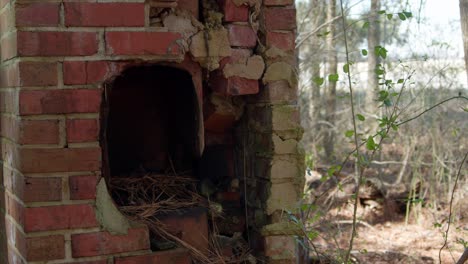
[460,0,468,84]
[324,0,337,161]
[365,0,381,113]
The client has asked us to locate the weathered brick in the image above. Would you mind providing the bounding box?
[16,2,60,27]
[0,32,17,61]
[105,31,183,56]
[218,0,249,22]
[69,175,98,200]
[5,194,24,225]
[19,147,101,173]
[0,63,19,88]
[71,227,150,257]
[19,89,101,115]
[19,119,60,145]
[67,119,99,143]
[266,31,295,51]
[264,8,296,30]
[0,115,18,141]
[264,0,294,6]
[26,235,65,261]
[0,91,16,113]
[63,61,119,85]
[4,217,26,257]
[0,0,9,10]
[158,208,209,252]
[63,261,108,264]
[17,31,98,56]
[24,177,62,202]
[18,61,58,87]
[115,249,191,264]
[178,0,199,18]
[0,6,14,36]
[227,24,257,47]
[211,73,259,96]
[264,236,296,258]
[219,48,252,68]
[24,204,98,232]
[65,3,145,27]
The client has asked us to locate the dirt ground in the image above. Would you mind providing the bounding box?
[309,201,467,264]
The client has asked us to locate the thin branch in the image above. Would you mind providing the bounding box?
[439,152,468,264]
[337,0,363,262]
[397,95,468,126]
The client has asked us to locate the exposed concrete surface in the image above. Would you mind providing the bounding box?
[95,179,131,235]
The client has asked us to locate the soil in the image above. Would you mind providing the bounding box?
[308,200,467,264]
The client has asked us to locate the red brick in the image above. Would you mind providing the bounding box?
[115,249,191,264]
[204,133,234,146]
[24,177,62,202]
[218,0,249,22]
[19,119,60,145]
[71,227,150,257]
[19,147,101,173]
[18,61,58,87]
[26,235,65,261]
[227,24,257,47]
[158,208,209,252]
[264,0,294,5]
[177,0,199,18]
[211,73,259,96]
[65,3,145,27]
[105,31,183,56]
[19,89,101,115]
[216,191,241,202]
[16,2,60,27]
[67,119,99,143]
[17,31,98,56]
[266,31,295,51]
[219,48,251,68]
[63,261,108,264]
[69,175,98,200]
[24,204,98,232]
[204,113,236,133]
[264,8,296,30]
[63,61,118,85]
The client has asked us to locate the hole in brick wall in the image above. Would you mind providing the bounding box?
[105,65,198,176]
[101,65,209,252]
[100,64,251,260]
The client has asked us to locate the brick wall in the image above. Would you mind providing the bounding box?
[0,0,303,263]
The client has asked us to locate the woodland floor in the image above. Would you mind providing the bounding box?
[306,172,467,264]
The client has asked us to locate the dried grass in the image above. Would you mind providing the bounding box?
[109,173,255,264]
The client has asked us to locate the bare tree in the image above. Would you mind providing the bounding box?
[365,0,381,113]
[460,0,468,83]
[324,0,338,161]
